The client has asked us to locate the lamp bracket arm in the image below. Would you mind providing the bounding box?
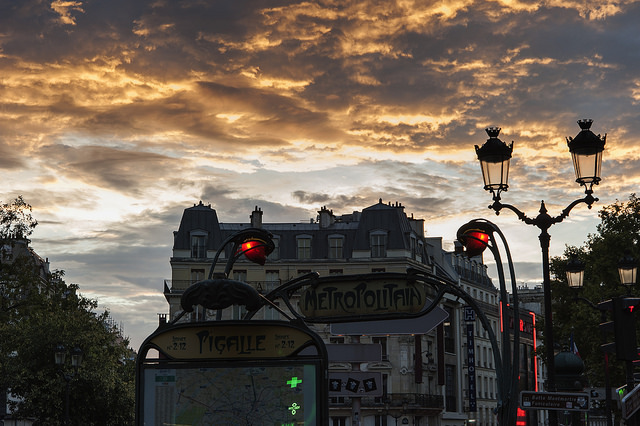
[573,296,598,311]
[489,200,535,225]
[244,294,294,321]
[554,193,598,224]
[491,193,598,231]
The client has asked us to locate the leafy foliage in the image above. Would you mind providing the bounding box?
[0,200,135,425]
[0,196,38,241]
[550,193,640,390]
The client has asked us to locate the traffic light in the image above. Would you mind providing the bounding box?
[599,297,640,361]
[613,297,640,361]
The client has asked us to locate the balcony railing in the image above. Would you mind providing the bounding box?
[329,393,444,411]
[164,279,282,294]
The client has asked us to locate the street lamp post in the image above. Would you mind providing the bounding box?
[54,345,83,425]
[474,119,606,424]
[565,256,613,426]
[566,253,639,426]
[617,254,639,426]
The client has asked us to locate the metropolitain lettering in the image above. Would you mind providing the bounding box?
[303,281,423,314]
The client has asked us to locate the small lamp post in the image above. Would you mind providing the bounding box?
[618,251,638,287]
[565,256,585,289]
[55,345,82,425]
[565,253,639,426]
[474,119,606,425]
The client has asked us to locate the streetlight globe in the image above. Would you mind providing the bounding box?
[565,256,585,288]
[54,344,66,366]
[566,119,606,190]
[618,251,637,286]
[475,127,513,194]
[71,347,83,369]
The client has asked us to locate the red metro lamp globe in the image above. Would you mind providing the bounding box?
[239,238,270,265]
[460,229,489,257]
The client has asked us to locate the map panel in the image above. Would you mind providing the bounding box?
[143,364,317,426]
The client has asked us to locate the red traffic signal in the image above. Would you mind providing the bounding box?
[459,229,490,257]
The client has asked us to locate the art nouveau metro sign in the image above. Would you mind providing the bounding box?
[300,276,426,318]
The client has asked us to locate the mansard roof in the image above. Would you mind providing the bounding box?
[173,201,222,250]
[174,199,423,259]
[352,200,415,250]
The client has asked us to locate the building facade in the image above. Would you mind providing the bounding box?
[163,199,508,425]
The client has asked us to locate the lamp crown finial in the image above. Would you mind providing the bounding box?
[485,126,501,138]
[577,119,593,130]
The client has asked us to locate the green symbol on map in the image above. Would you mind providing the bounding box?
[288,402,300,415]
[287,376,302,388]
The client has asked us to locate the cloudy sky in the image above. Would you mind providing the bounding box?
[2,0,639,349]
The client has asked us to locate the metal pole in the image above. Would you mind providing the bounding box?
[626,360,637,426]
[603,335,613,426]
[351,335,361,426]
[64,377,70,425]
[539,230,558,426]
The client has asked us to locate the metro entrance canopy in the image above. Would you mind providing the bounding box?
[136,229,505,425]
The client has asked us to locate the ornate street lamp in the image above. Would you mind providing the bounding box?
[475,126,513,197]
[476,120,605,205]
[565,252,639,426]
[474,120,606,425]
[618,251,638,286]
[565,256,586,289]
[55,345,83,425]
[567,119,606,190]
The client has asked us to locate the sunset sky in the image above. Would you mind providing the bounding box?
[2,0,639,349]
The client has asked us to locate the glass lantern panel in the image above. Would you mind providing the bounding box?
[619,266,637,286]
[480,159,510,191]
[566,270,584,288]
[572,151,602,185]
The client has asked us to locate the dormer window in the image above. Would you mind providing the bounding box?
[190,231,207,259]
[370,230,387,258]
[296,235,312,259]
[328,235,344,259]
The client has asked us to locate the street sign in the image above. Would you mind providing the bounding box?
[520,391,590,411]
[464,306,476,322]
[622,383,640,419]
[326,344,382,362]
[329,372,383,397]
[148,323,314,359]
[300,276,426,318]
[330,307,448,335]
